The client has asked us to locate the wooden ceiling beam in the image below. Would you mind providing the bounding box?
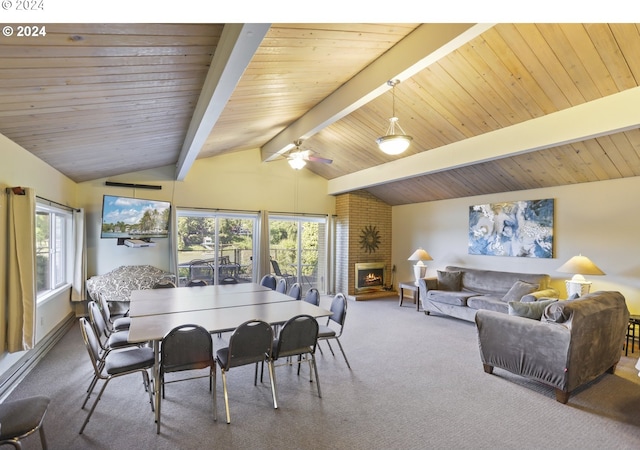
[175,23,270,180]
[260,23,494,161]
[328,86,640,195]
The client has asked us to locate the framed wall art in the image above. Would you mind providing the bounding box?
[468,199,554,258]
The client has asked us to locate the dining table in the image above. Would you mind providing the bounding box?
[126,282,333,426]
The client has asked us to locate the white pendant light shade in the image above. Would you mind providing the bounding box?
[377,118,413,155]
[377,80,412,155]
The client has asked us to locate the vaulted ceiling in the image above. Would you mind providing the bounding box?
[2,23,640,205]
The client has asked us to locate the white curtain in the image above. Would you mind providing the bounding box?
[3,187,36,352]
[258,210,271,280]
[71,208,87,301]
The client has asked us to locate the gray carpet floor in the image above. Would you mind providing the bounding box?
[6,295,640,449]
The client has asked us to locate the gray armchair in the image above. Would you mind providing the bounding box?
[476,291,629,404]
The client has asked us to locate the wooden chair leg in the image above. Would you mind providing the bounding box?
[555,389,570,404]
[482,364,494,374]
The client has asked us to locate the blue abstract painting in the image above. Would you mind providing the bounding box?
[468,199,554,258]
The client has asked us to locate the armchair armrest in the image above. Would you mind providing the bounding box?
[475,310,571,388]
[418,277,438,301]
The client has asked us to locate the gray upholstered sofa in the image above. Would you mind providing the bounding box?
[476,291,629,403]
[418,265,559,322]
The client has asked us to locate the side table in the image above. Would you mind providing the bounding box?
[626,315,640,356]
[398,281,420,311]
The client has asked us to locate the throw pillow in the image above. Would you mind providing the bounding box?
[437,270,462,291]
[508,298,558,320]
[502,280,540,303]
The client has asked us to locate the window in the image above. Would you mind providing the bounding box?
[269,215,328,293]
[36,203,73,299]
[176,209,258,286]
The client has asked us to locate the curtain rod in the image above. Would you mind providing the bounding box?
[176,205,260,215]
[268,211,329,218]
[36,195,80,212]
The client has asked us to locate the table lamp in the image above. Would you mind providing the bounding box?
[408,248,433,285]
[556,254,605,297]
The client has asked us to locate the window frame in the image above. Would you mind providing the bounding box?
[35,202,73,303]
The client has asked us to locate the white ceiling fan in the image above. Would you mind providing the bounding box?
[285,140,333,170]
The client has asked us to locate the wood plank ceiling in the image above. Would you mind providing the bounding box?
[1,23,640,206]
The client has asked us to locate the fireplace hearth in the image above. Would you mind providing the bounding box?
[354,262,385,292]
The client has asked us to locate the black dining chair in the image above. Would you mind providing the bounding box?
[276,277,288,294]
[260,274,277,290]
[152,280,177,289]
[0,395,50,449]
[303,288,320,306]
[215,319,277,424]
[157,324,216,433]
[96,291,130,332]
[267,314,322,398]
[317,293,351,369]
[79,317,155,434]
[287,282,302,300]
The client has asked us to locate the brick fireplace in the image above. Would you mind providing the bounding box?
[335,190,392,300]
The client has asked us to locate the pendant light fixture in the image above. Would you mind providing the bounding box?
[376,79,412,155]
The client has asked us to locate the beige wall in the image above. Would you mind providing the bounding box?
[392,176,640,314]
[76,148,336,277]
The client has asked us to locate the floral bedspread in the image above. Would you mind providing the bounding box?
[86,265,175,305]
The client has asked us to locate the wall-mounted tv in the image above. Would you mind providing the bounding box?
[101,195,171,239]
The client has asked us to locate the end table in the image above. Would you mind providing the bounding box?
[398,281,420,311]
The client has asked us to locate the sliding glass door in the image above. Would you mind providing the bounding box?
[268,215,328,294]
[176,209,258,286]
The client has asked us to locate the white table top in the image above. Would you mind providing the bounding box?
[128,300,332,343]
[130,282,270,301]
[129,284,292,317]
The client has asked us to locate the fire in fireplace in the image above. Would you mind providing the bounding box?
[354,262,385,292]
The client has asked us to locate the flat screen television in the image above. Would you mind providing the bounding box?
[100,195,171,239]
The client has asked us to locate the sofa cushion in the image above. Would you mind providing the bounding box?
[467,295,509,313]
[445,265,551,295]
[502,280,540,303]
[508,298,558,320]
[426,290,475,307]
[437,270,462,291]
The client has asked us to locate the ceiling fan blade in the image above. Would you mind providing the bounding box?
[306,155,333,164]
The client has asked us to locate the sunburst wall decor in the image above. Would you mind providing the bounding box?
[359,225,380,254]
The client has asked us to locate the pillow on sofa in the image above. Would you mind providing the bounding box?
[508,298,558,320]
[502,280,540,303]
[437,270,462,291]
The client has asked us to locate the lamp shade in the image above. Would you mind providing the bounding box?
[408,248,432,262]
[557,254,605,278]
[377,132,412,155]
